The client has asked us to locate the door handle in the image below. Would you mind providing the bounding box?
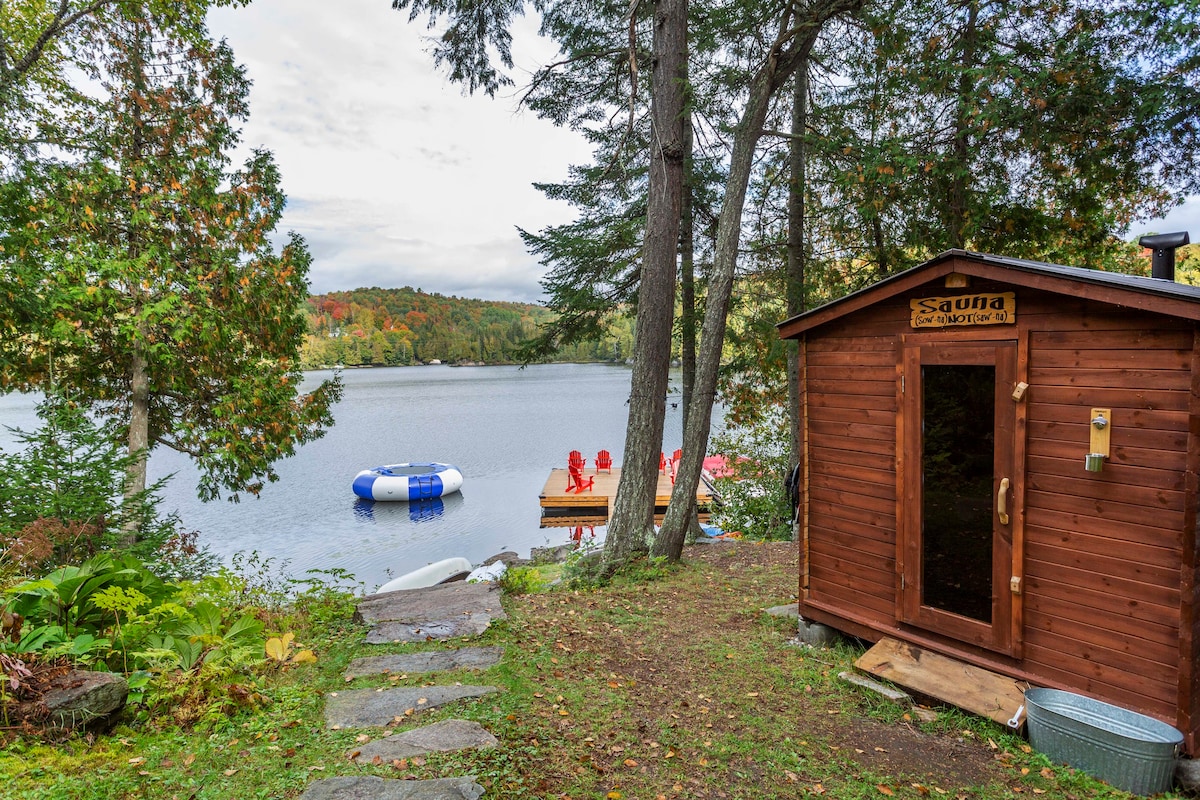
[997,477,1010,525]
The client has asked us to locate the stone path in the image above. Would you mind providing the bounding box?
[300,582,506,800]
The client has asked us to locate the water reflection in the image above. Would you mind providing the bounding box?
[352,493,464,524]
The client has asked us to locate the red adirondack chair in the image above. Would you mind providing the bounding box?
[659,452,667,474]
[568,450,586,471]
[669,448,683,484]
[566,463,594,493]
[596,450,613,473]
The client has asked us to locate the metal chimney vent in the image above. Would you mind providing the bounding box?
[1138,231,1190,281]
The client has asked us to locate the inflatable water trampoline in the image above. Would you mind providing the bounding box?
[351,462,464,501]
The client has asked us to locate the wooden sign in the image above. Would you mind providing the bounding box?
[910,292,1015,328]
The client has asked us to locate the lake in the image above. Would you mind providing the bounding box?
[0,364,693,591]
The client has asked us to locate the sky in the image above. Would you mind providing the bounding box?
[206,0,1197,305]
[205,0,592,304]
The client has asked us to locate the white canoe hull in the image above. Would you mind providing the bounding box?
[376,556,473,593]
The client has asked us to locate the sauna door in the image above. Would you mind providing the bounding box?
[899,339,1019,655]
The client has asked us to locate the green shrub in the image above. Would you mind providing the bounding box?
[499,565,543,595]
[0,391,211,577]
[1,554,265,707]
[709,410,795,542]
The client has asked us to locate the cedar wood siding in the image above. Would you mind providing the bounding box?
[793,262,1200,746]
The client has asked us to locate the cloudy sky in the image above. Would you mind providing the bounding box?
[206,0,1195,304]
[206,0,592,303]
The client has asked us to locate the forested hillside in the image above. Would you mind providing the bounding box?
[300,287,634,368]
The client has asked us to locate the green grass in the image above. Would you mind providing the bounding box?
[0,544,1169,799]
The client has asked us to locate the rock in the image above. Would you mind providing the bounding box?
[42,670,127,729]
[352,719,498,761]
[364,615,498,644]
[795,617,840,647]
[765,603,800,618]
[356,582,506,625]
[838,671,911,704]
[299,775,484,799]
[530,544,574,564]
[325,685,498,729]
[482,551,526,567]
[344,647,504,679]
[911,706,940,723]
[1177,759,1200,793]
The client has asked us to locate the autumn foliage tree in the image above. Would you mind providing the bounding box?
[0,8,339,539]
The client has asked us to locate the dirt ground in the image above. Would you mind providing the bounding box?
[507,541,1028,798]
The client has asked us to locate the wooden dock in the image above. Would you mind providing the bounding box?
[538,467,714,527]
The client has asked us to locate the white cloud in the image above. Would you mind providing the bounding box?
[207,0,591,302]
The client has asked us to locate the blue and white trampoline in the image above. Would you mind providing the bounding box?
[352,462,464,502]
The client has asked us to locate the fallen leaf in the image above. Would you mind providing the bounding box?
[623,759,638,767]
[128,757,145,765]
[224,769,238,776]
[877,785,895,796]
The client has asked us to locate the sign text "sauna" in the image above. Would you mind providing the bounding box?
[909,292,1016,328]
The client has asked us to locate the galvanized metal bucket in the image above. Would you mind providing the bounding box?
[1025,688,1182,795]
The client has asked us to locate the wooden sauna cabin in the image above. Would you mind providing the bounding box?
[776,244,1200,750]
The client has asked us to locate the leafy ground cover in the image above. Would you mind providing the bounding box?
[1,542,1146,799]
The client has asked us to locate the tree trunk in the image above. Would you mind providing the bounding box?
[121,340,149,545]
[946,0,979,249]
[120,18,148,547]
[655,0,861,560]
[677,109,704,541]
[681,113,696,438]
[785,64,807,470]
[602,0,688,573]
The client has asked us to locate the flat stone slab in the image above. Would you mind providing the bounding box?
[765,602,800,618]
[365,615,497,644]
[352,719,498,761]
[345,647,504,679]
[325,685,498,729]
[299,775,484,799]
[356,582,505,625]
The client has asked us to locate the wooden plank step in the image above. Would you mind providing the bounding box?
[854,637,1026,728]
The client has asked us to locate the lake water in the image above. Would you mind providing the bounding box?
[0,364,692,591]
